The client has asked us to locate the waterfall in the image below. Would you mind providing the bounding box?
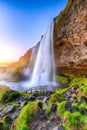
[0,21,58,91]
[29,21,56,86]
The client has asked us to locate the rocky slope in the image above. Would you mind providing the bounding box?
[0,76,87,130]
[54,0,87,76]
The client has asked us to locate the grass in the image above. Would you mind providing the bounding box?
[14,100,42,130]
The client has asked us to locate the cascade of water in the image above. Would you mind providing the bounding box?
[0,21,58,91]
[29,21,56,86]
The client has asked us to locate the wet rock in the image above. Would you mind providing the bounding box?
[69,97,78,103]
[65,101,71,112]
[0,111,5,118]
[46,120,51,130]
[51,104,57,112]
[53,125,64,130]
[37,96,45,100]
[10,109,20,119]
[20,101,28,108]
[4,105,15,114]
[5,116,13,125]
[71,107,78,113]
[29,95,36,101]
[38,108,46,119]
[33,123,38,130]
[66,91,71,98]
[43,97,49,103]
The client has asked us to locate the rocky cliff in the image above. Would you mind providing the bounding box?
[54,0,87,76]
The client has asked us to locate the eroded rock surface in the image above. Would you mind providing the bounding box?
[54,0,87,76]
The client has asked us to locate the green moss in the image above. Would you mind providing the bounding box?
[15,100,42,130]
[64,111,81,128]
[62,124,71,130]
[79,84,87,98]
[2,90,21,102]
[2,116,10,130]
[69,77,87,87]
[56,76,68,84]
[2,107,8,113]
[58,101,66,116]
[49,93,65,103]
[45,105,51,117]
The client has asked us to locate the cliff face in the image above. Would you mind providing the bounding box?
[54,0,87,76]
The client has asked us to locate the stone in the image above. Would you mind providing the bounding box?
[43,97,49,103]
[71,107,77,113]
[38,108,46,119]
[5,116,13,125]
[46,120,51,130]
[4,105,15,114]
[0,111,5,118]
[65,101,71,112]
[53,125,64,130]
[20,101,28,108]
[10,110,20,119]
[51,104,57,112]
[69,97,78,103]
[29,95,36,101]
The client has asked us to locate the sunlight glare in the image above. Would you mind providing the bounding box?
[0,46,19,63]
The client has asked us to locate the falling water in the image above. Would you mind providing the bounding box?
[0,21,58,91]
[29,21,56,86]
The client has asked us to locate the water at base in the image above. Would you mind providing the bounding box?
[0,21,59,92]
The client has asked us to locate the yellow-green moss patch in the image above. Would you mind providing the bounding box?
[15,100,42,130]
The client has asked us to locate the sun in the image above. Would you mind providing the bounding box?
[0,46,18,64]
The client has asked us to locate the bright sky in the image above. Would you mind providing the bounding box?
[0,0,68,63]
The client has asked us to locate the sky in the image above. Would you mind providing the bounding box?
[0,0,68,63]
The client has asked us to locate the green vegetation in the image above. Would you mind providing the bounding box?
[49,93,64,103]
[56,75,68,84]
[2,116,10,130]
[15,100,42,130]
[69,77,87,87]
[45,104,51,117]
[57,101,66,116]
[2,90,21,102]
[0,85,10,102]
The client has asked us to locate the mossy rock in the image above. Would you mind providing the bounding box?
[2,90,21,102]
[49,93,65,103]
[14,100,42,130]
